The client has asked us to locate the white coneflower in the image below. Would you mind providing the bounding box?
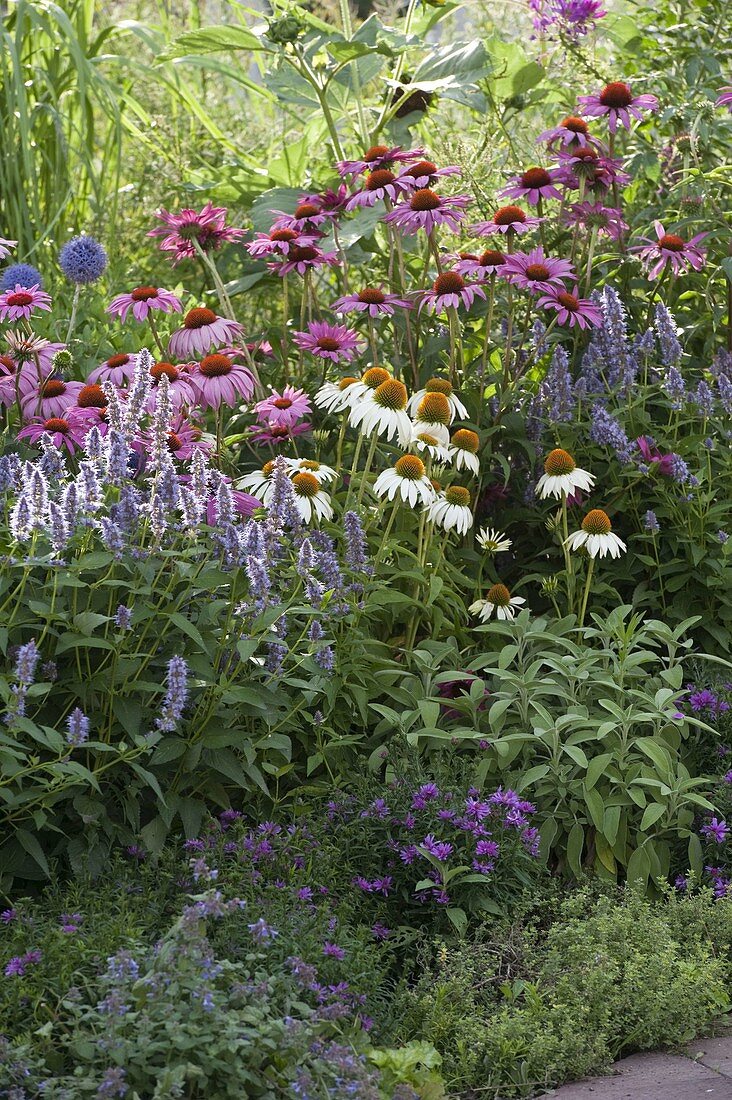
[566,508,626,559]
[470,583,526,622]
[411,391,452,446]
[284,457,337,484]
[426,485,474,534]
[407,376,468,422]
[238,460,276,503]
[350,377,412,444]
[536,448,595,500]
[449,428,480,474]
[476,527,512,554]
[409,429,452,466]
[314,376,360,413]
[291,471,333,523]
[343,366,392,407]
[373,453,435,506]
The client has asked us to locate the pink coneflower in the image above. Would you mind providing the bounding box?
[0,284,51,322]
[0,355,35,408]
[397,159,461,188]
[145,361,198,412]
[250,420,312,446]
[346,169,414,210]
[420,271,486,314]
[18,408,91,453]
[0,238,17,259]
[254,386,311,428]
[272,245,340,277]
[270,202,334,232]
[384,189,471,235]
[331,287,413,317]
[168,308,244,359]
[537,115,595,147]
[87,352,137,387]
[454,249,508,281]
[21,376,84,419]
[557,147,629,191]
[716,87,732,112]
[246,228,319,258]
[469,205,543,237]
[190,353,255,410]
[149,202,244,264]
[577,81,659,133]
[536,285,603,328]
[636,436,675,477]
[299,184,351,214]
[498,167,563,206]
[503,247,575,294]
[563,202,628,240]
[337,144,425,178]
[630,221,708,279]
[145,416,212,462]
[107,286,182,322]
[293,320,363,363]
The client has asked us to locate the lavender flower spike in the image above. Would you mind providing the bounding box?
[155,656,189,732]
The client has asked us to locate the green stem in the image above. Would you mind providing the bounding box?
[578,557,595,628]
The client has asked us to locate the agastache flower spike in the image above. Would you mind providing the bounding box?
[155,656,189,732]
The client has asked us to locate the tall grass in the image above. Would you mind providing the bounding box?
[0,0,271,266]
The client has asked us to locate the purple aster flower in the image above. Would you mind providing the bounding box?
[421,834,454,861]
[498,166,563,205]
[419,270,486,314]
[293,320,363,362]
[383,189,471,235]
[701,817,729,844]
[372,922,391,940]
[331,287,412,317]
[577,81,659,134]
[248,918,278,944]
[322,942,346,960]
[503,247,575,294]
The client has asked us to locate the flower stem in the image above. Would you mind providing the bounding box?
[578,557,595,628]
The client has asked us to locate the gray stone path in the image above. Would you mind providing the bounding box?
[547,1036,732,1099]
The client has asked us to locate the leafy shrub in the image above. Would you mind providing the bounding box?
[390,887,732,1096]
[0,367,382,888]
[0,886,442,1098]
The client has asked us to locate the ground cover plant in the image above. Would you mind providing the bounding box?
[1,0,732,1095]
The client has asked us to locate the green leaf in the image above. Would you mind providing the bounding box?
[640,803,666,832]
[17,828,49,875]
[160,25,264,61]
[72,611,110,636]
[566,822,584,878]
[446,907,467,937]
[626,845,651,891]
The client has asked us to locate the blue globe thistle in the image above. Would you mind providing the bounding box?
[59,235,107,285]
[0,262,43,291]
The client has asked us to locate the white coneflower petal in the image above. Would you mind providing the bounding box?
[238,462,276,502]
[284,457,338,484]
[407,377,469,422]
[536,448,595,500]
[426,485,474,534]
[470,583,526,622]
[291,471,333,523]
[476,527,512,553]
[566,508,626,559]
[314,377,360,413]
[373,454,435,506]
